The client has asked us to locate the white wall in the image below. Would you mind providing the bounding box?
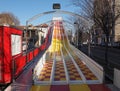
[78,50,104,83]
[114,68,120,89]
[71,45,104,83]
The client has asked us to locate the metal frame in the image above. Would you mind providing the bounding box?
[26,10,91,26]
[25,10,93,55]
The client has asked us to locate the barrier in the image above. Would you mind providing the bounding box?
[71,45,104,83]
[14,55,26,76]
[40,43,46,51]
[114,68,120,89]
[29,51,34,61]
[34,48,39,57]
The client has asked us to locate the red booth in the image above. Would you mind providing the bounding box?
[0,24,52,85]
[0,26,22,84]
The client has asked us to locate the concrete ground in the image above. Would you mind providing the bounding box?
[107,84,120,91]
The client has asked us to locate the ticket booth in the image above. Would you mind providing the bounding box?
[0,25,22,84]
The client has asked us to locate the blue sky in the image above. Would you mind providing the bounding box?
[0,0,78,25]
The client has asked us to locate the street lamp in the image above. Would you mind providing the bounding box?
[87,20,94,56]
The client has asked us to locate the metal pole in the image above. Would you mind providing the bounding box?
[12,59,15,83]
[88,29,91,56]
[25,21,28,63]
[77,26,78,48]
[76,27,77,47]
[87,20,93,56]
[11,59,16,91]
[74,22,78,48]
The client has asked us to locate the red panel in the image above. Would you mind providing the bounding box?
[34,48,38,57]
[27,51,34,62]
[14,55,26,76]
[41,44,44,50]
[0,26,4,83]
[88,84,111,91]
[43,43,46,50]
[11,27,22,35]
[41,44,45,50]
[39,45,42,51]
[3,26,12,83]
[27,53,29,63]
[50,85,69,91]
[29,51,33,61]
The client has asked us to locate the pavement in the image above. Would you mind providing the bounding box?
[4,50,120,91]
[5,50,46,91]
[107,84,120,91]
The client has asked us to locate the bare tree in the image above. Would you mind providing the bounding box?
[70,0,94,56]
[69,16,89,47]
[0,12,20,26]
[93,0,116,65]
[71,0,94,19]
[71,0,120,43]
[70,0,120,65]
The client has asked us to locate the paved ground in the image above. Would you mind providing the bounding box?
[107,84,120,91]
[5,48,120,91]
[5,50,46,91]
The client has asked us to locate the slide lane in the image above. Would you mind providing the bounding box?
[66,61,82,81]
[34,51,56,84]
[54,51,66,82]
[54,61,66,81]
[62,48,82,82]
[68,47,98,81]
[38,60,53,81]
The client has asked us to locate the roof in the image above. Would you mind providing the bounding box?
[35,23,48,28]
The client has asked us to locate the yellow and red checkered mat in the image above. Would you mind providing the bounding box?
[68,47,98,80]
[54,61,66,81]
[38,61,53,81]
[76,58,98,80]
[66,61,82,81]
[54,51,66,81]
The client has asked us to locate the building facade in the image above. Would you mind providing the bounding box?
[115,0,120,42]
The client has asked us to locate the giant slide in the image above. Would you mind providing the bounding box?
[30,17,110,91]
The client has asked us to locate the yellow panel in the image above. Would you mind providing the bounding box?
[30,85,50,91]
[60,78,66,80]
[69,84,91,91]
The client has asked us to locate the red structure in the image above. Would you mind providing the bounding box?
[0,26,22,84]
[0,25,51,85]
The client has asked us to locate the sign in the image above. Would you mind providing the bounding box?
[11,34,21,56]
[53,3,61,9]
